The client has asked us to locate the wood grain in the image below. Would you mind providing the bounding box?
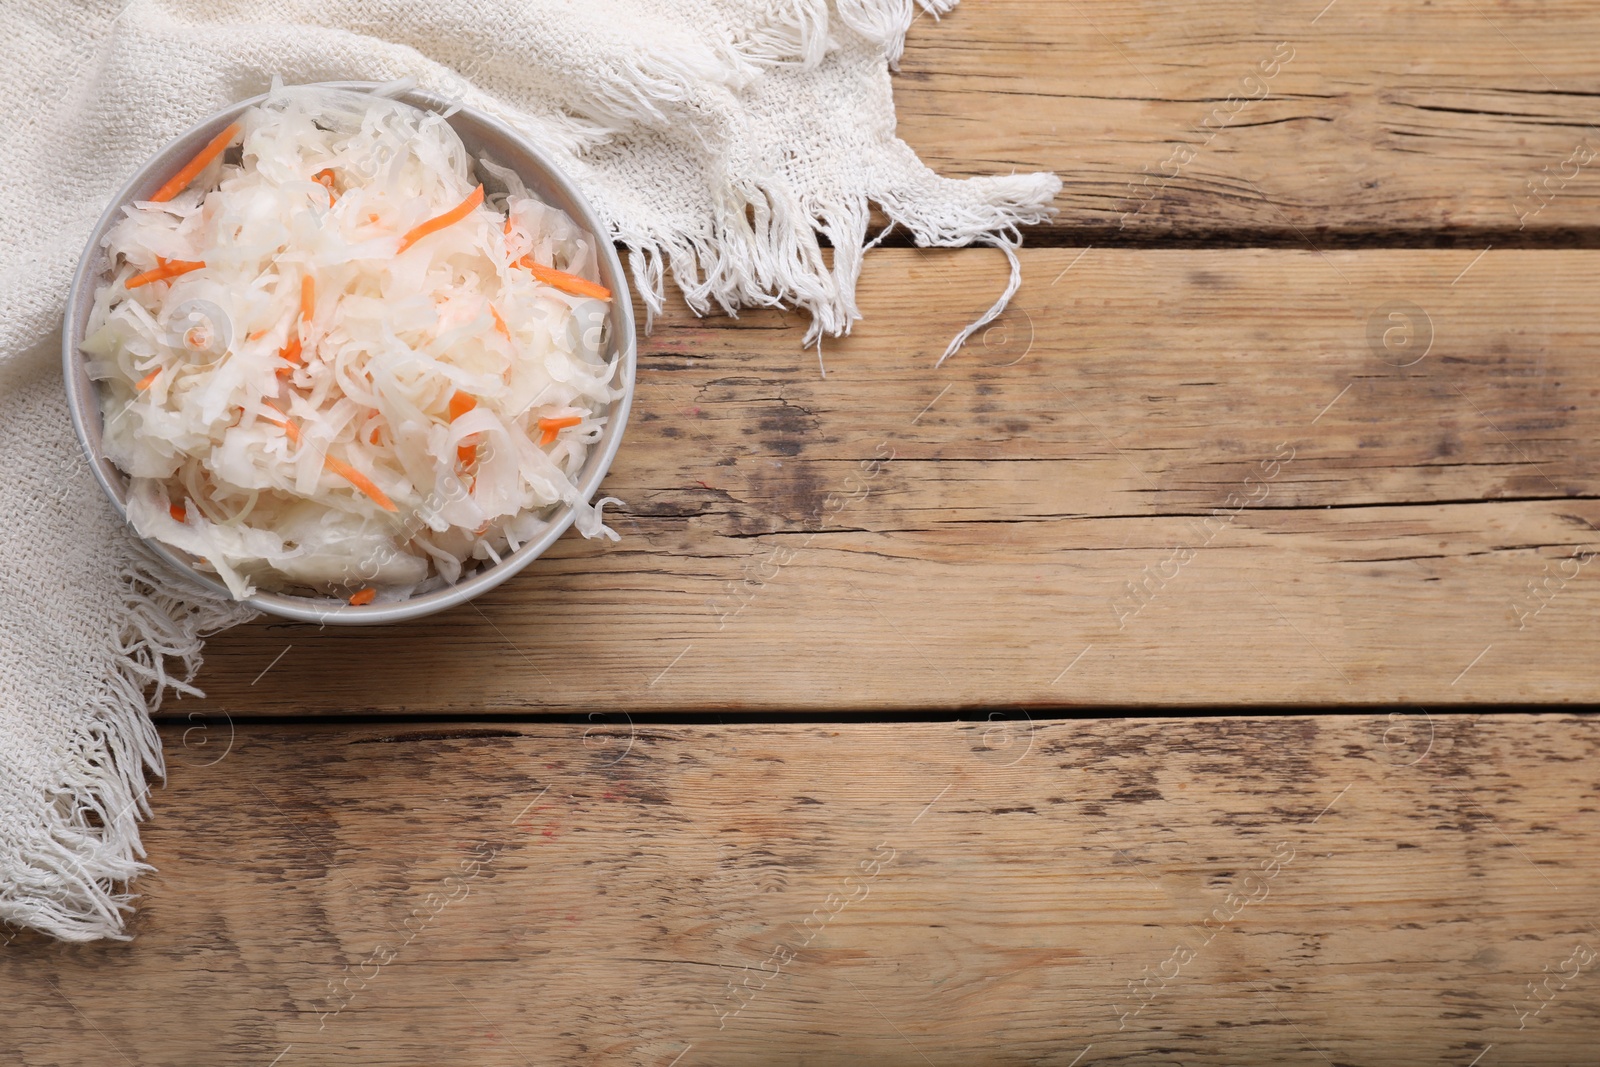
[191,248,1600,712]
[4,716,1596,1065]
[894,0,1600,239]
[16,11,1600,1065]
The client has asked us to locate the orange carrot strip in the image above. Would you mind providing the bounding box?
[539,415,582,431]
[277,331,301,378]
[489,304,511,340]
[369,426,382,446]
[264,408,396,514]
[271,275,312,377]
[134,368,162,391]
[127,259,205,289]
[538,415,583,445]
[348,587,377,606]
[150,123,241,203]
[448,391,477,422]
[323,455,398,512]
[247,328,268,342]
[169,503,187,523]
[397,184,484,254]
[519,257,611,300]
[448,391,479,465]
[270,421,301,445]
[313,168,337,199]
[262,404,302,443]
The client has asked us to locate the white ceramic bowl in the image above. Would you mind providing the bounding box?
[62,82,636,624]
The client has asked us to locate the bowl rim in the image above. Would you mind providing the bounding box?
[62,80,637,625]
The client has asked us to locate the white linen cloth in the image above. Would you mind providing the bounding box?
[0,0,1057,940]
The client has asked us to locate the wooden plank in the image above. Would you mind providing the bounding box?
[189,248,1600,711]
[5,717,1597,1065]
[894,0,1600,237]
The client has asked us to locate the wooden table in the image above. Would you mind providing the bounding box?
[10,4,1600,1064]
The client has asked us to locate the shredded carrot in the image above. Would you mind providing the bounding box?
[134,368,162,391]
[448,391,479,465]
[538,415,583,445]
[518,257,612,300]
[397,184,484,254]
[277,331,301,378]
[262,403,302,443]
[489,304,511,340]
[269,275,312,377]
[323,454,398,512]
[367,212,380,224]
[169,503,187,523]
[247,328,268,342]
[261,403,396,510]
[448,391,477,422]
[369,426,382,445]
[150,122,242,203]
[312,168,337,203]
[348,587,377,606]
[127,259,205,289]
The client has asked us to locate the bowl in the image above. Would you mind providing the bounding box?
[62,81,637,625]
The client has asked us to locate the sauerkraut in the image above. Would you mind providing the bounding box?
[82,83,624,604]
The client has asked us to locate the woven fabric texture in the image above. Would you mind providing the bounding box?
[0,0,1058,940]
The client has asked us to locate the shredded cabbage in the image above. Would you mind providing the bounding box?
[84,82,624,603]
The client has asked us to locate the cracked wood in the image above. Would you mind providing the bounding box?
[4,717,1594,1065]
[191,248,1600,710]
[894,0,1600,240]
